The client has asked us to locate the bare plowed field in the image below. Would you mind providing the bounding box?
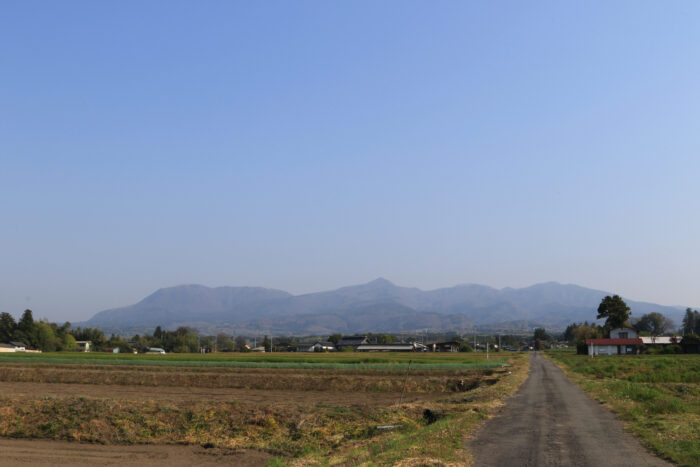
[0,353,528,465]
[0,438,271,466]
[0,380,443,405]
[0,363,492,393]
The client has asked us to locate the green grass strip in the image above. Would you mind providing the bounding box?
[0,355,506,370]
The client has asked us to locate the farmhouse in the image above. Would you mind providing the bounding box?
[430,341,460,352]
[297,341,336,352]
[586,328,641,356]
[0,342,27,353]
[336,335,369,351]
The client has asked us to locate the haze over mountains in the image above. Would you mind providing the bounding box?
[83,279,685,336]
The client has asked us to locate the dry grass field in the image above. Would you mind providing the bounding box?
[0,352,529,465]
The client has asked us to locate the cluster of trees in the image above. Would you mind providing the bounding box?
[0,310,77,351]
[595,295,675,335]
[561,295,700,354]
[634,312,674,336]
[563,322,603,353]
[533,328,552,350]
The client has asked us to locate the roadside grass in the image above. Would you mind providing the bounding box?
[546,351,700,467]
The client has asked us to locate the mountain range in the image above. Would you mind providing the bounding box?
[82,279,686,336]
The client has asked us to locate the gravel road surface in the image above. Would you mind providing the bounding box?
[468,352,671,467]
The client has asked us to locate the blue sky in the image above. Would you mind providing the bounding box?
[2,1,700,321]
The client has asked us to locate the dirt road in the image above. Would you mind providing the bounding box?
[468,352,671,467]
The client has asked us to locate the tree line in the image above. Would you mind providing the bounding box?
[0,310,76,351]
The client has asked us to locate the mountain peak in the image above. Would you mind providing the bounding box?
[367,277,394,286]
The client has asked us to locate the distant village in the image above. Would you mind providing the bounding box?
[2,300,699,355]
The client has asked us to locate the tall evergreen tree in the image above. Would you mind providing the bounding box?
[682,308,699,335]
[0,312,16,342]
[596,295,631,331]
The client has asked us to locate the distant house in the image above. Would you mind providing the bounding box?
[336,335,369,351]
[0,342,26,353]
[297,341,336,352]
[104,347,120,353]
[75,340,92,352]
[357,343,420,352]
[431,341,460,352]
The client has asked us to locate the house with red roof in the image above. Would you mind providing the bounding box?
[586,327,641,356]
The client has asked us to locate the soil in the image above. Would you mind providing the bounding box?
[0,438,271,466]
[468,352,671,467]
[0,380,444,406]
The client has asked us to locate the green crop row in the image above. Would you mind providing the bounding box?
[0,353,507,370]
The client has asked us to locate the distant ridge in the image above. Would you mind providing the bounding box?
[82,279,685,335]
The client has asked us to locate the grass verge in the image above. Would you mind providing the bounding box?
[545,350,700,467]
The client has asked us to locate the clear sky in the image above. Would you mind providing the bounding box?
[2,1,700,322]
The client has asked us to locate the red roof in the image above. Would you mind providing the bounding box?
[586,338,642,345]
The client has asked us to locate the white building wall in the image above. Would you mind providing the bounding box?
[589,344,619,356]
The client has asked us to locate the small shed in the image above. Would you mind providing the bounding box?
[639,336,679,346]
[356,343,419,352]
[75,340,92,352]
